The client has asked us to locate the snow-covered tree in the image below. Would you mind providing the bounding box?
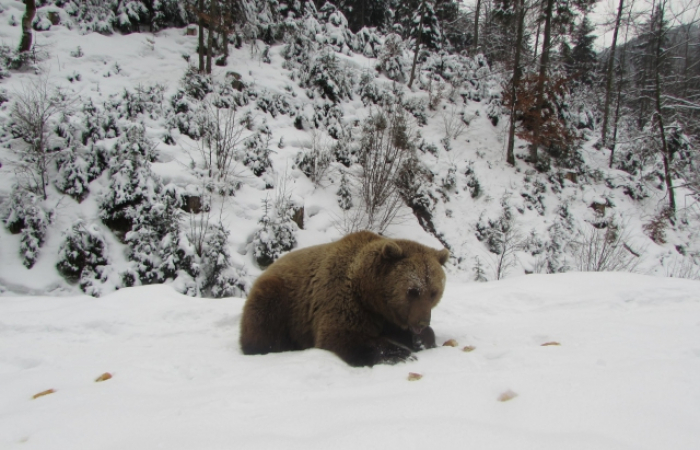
[56,221,109,295]
[4,187,52,269]
[55,149,90,202]
[201,223,246,297]
[252,197,297,268]
[336,172,353,210]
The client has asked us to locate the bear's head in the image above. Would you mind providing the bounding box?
[356,238,449,335]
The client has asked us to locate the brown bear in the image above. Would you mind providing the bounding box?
[239,230,449,367]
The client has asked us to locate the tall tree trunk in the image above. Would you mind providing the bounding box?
[609,8,632,168]
[609,72,623,168]
[408,11,424,89]
[533,19,541,63]
[601,0,625,148]
[206,0,216,74]
[473,0,481,52]
[506,0,525,166]
[18,0,37,54]
[530,0,554,165]
[652,5,675,215]
[198,0,205,73]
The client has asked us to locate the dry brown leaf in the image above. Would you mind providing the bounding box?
[32,389,55,399]
[462,345,476,352]
[442,339,458,347]
[498,390,518,402]
[95,372,112,382]
[407,372,423,381]
[541,341,561,346]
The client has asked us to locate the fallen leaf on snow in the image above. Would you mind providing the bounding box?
[442,339,458,347]
[498,390,518,402]
[95,372,113,382]
[462,345,476,352]
[407,372,423,381]
[541,341,561,346]
[32,389,55,399]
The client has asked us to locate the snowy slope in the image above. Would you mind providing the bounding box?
[0,0,699,298]
[1,272,699,450]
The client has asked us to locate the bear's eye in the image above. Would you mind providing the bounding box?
[407,287,420,298]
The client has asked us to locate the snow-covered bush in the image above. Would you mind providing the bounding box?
[281,32,316,66]
[116,84,166,120]
[56,221,109,294]
[358,72,387,106]
[252,198,297,268]
[316,3,353,53]
[520,179,547,215]
[378,34,407,83]
[80,99,119,144]
[300,51,354,103]
[256,90,294,118]
[241,123,273,177]
[295,131,332,185]
[476,207,517,255]
[441,164,457,192]
[310,101,343,138]
[4,187,52,268]
[55,148,90,201]
[403,98,428,126]
[463,163,481,198]
[200,223,247,297]
[182,66,214,100]
[351,27,382,58]
[472,256,488,282]
[112,123,159,163]
[150,0,190,30]
[397,157,437,218]
[63,0,149,34]
[99,145,161,235]
[125,188,189,285]
[332,130,359,167]
[336,172,353,210]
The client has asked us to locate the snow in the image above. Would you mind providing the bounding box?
[1,272,699,450]
[0,3,699,447]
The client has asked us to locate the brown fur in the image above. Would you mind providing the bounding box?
[239,231,449,367]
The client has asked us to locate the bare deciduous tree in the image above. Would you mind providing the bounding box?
[574,222,642,272]
[10,77,67,200]
[198,99,250,184]
[344,105,415,233]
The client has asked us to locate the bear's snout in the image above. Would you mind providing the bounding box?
[409,319,430,335]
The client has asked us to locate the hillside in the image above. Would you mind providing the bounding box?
[0,0,698,298]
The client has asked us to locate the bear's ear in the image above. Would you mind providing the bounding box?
[436,248,450,266]
[381,241,403,260]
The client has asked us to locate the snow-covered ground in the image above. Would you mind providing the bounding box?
[1,272,699,450]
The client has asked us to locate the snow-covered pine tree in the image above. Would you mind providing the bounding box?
[473,256,488,282]
[302,50,354,103]
[56,221,109,292]
[4,187,52,269]
[201,222,246,297]
[242,122,273,177]
[252,197,297,268]
[112,123,159,163]
[55,148,90,202]
[99,157,143,224]
[568,15,597,85]
[336,172,353,210]
[124,183,190,286]
[378,34,407,83]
